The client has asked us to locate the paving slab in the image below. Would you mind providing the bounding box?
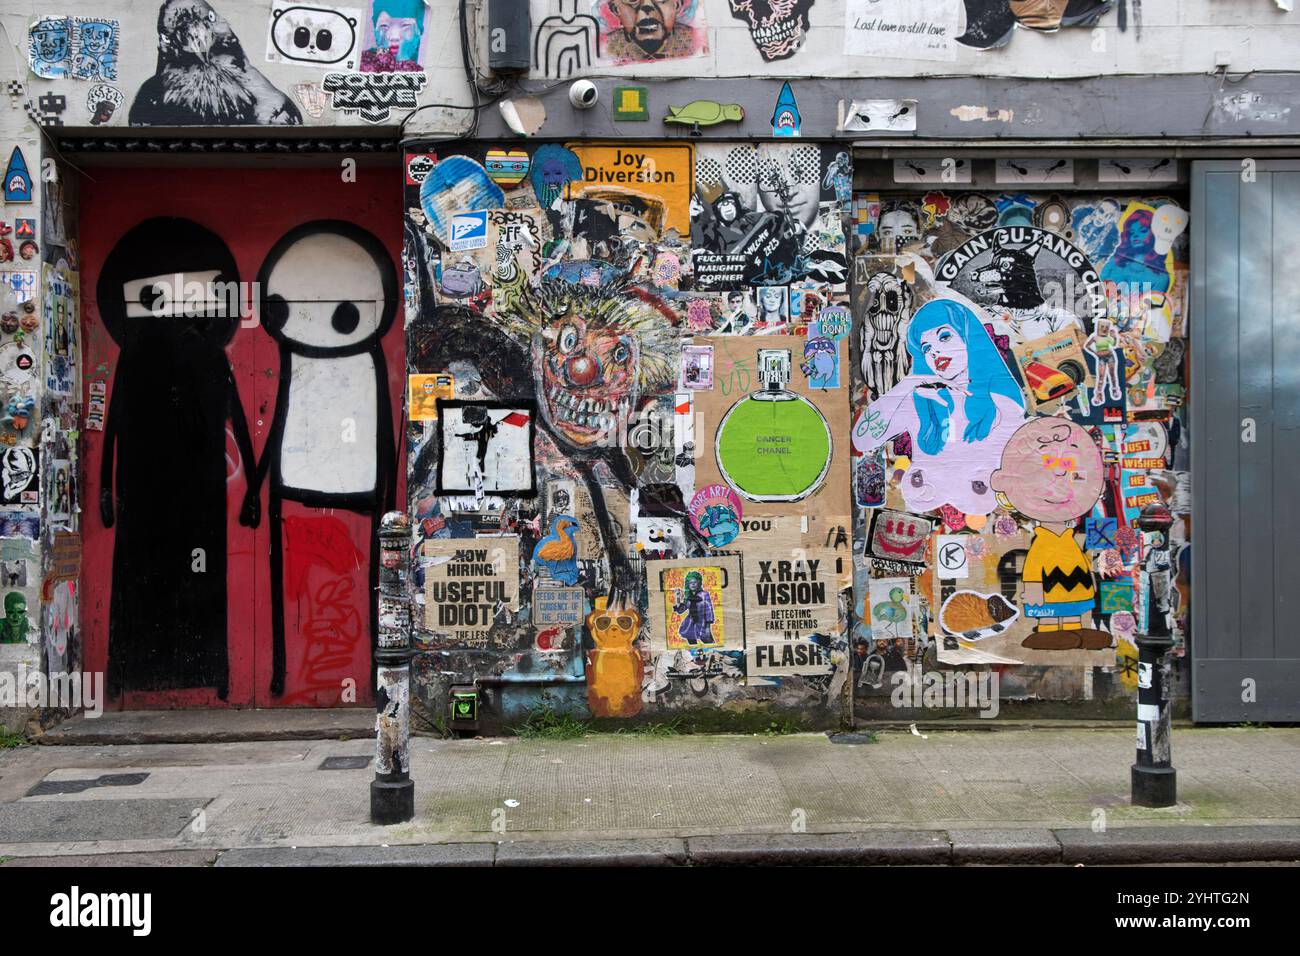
[215,844,495,867]
[0,798,207,843]
[496,838,688,866]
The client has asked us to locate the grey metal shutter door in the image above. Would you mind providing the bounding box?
[1191,160,1300,721]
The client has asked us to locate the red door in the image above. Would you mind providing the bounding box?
[79,167,404,708]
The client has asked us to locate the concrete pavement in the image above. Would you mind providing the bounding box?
[1,726,1297,865]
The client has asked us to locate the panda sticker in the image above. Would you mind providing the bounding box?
[266,4,362,70]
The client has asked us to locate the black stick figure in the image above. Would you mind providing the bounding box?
[96,217,256,700]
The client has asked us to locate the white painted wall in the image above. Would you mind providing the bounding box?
[530,0,1299,79]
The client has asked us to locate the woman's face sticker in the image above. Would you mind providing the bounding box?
[1126,217,1152,250]
[920,324,968,380]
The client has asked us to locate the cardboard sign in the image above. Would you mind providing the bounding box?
[423,537,520,646]
[693,335,851,525]
[745,638,834,678]
[532,585,585,626]
[743,547,840,640]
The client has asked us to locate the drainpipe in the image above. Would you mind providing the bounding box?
[371,512,415,824]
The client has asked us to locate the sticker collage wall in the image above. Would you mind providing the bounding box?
[849,190,1190,703]
[23,0,436,129]
[0,146,81,682]
[406,141,853,717]
[405,143,1190,720]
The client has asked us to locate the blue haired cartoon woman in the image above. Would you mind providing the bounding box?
[851,298,1026,517]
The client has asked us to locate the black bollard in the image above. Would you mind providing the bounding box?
[371,511,415,824]
[1131,505,1176,808]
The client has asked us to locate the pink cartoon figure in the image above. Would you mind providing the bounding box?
[852,298,1026,517]
[989,417,1112,651]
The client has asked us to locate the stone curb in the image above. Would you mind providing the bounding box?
[1054,825,1300,865]
[495,838,688,866]
[686,830,951,866]
[213,844,496,867]
[81,825,1300,867]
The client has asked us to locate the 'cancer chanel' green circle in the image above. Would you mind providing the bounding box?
[716,397,831,502]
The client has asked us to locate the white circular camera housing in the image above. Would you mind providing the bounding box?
[569,80,598,110]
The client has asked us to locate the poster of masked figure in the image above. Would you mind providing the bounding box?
[691,142,847,292]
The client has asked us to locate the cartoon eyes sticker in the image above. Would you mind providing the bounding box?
[294,27,333,50]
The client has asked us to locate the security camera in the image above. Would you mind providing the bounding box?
[569,80,598,110]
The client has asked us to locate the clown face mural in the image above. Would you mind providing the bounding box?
[727,0,814,62]
[509,278,676,450]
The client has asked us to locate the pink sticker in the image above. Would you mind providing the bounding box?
[689,483,742,548]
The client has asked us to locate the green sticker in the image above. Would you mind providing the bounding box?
[612,86,648,122]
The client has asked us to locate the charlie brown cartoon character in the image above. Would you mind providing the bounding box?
[990,417,1112,650]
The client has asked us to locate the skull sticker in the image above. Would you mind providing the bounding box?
[727,0,814,63]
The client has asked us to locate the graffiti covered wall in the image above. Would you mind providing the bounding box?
[79,168,404,708]
[850,190,1189,707]
[405,143,1190,726]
